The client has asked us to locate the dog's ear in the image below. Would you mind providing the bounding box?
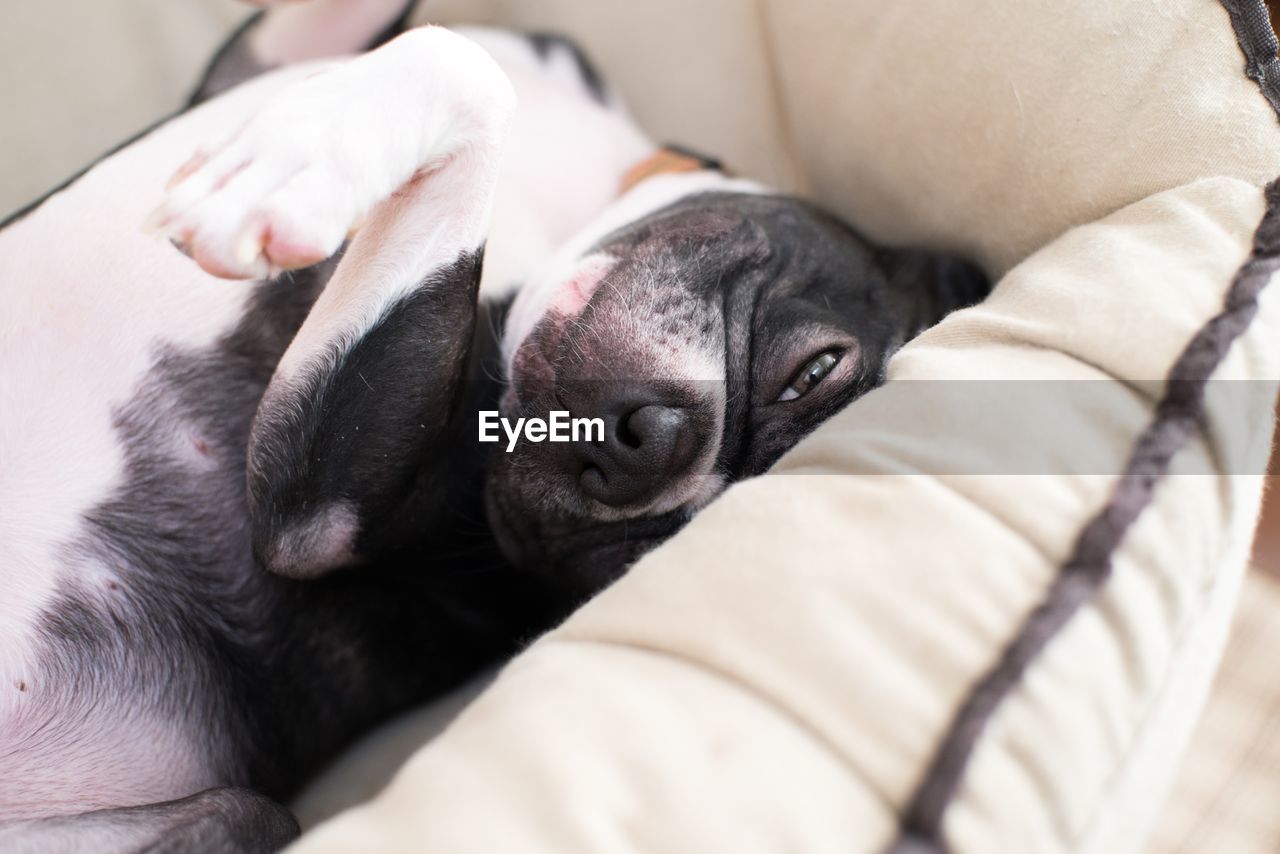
[880,248,991,340]
[246,250,483,580]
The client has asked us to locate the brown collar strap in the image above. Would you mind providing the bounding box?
[619,143,725,196]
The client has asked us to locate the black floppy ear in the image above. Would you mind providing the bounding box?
[247,251,483,579]
[880,248,991,339]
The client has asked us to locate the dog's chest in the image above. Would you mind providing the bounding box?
[1,74,296,544]
[0,99,322,694]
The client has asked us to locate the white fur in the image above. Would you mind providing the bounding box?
[251,29,515,381]
[452,27,655,300]
[268,502,360,578]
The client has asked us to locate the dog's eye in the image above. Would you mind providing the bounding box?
[778,351,841,402]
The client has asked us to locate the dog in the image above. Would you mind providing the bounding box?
[0,2,989,851]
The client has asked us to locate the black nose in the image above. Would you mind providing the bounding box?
[570,397,705,508]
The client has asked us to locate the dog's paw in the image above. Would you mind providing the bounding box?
[146,26,513,280]
[145,74,393,280]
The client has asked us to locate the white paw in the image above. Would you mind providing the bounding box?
[145,72,403,279]
[146,26,514,280]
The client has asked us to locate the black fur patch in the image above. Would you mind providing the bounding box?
[0,787,299,854]
[369,1,422,53]
[186,11,269,108]
[247,250,484,576]
[186,0,419,108]
[526,31,609,104]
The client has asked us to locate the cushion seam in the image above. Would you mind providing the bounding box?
[886,180,1280,853]
[1220,0,1280,120]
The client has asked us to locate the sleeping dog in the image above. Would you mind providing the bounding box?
[0,2,988,851]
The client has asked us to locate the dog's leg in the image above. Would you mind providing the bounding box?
[0,788,298,854]
[189,0,416,106]
[151,28,514,578]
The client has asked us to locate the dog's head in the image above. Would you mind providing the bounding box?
[487,189,988,595]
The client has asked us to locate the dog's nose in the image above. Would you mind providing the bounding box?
[571,399,704,508]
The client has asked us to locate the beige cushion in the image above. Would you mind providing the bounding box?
[1148,570,1280,853]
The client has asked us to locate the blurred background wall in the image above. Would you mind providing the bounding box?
[0,1,247,215]
[0,0,806,219]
